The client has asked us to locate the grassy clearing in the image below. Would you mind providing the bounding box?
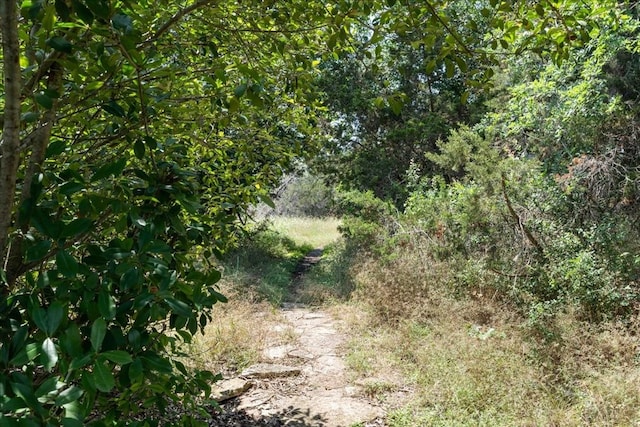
[269,216,341,248]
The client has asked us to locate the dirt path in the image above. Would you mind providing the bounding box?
[221,249,386,426]
[235,305,384,426]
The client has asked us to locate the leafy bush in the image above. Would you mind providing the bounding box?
[334,190,396,251]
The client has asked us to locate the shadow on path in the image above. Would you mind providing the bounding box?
[211,401,329,426]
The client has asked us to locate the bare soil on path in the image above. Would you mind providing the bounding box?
[234,304,384,426]
[214,249,390,426]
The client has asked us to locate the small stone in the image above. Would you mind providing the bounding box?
[211,378,252,402]
[263,344,296,360]
[240,363,301,379]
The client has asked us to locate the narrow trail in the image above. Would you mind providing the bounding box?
[219,249,385,426]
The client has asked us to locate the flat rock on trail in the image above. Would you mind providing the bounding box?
[226,249,385,426]
[235,307,383,426]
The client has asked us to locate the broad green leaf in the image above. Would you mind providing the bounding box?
[26,239,52,262]
[165,297,192,318]
[35,376,59,398]
[46,36,73,53]
[71,0,93,24]
[128,358,144,383]
[56,250,79,278]
[59,182,84,196]
[120,267,140,290]
[234,83,247,98]
[98,292,116,320]
[257,194,275,209]
[91,158,127,181]
[31,307,48,333]
[46,302,65,336]
[133,139,145,159]
[55,386,84,406]
[100,350,133,365]
[41,338,58,371]
[90,318,106,352]
[102,101,125,117]
[93,362,115,392]
[61,324,83,357]
[62,218,93,237]
[35,93,54,109]
[69,354,93,370]
[85,0,109,18]
[112,13,133,33]
[62,418,84,427]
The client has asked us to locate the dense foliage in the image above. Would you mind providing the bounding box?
[332,4,640,325]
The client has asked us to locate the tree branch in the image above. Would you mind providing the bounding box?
[144,0,219,45]
[500,173,543,254]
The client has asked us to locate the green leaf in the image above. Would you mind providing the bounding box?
[112,13,133,33]
[31,307,48,333]
[69,353,93,370]
[444,58,455,78]
[100,350,133,365]
[133,139,145,159]
[90,318,106,352]
[120,267,140,290]
[59,181,85,196]
[165,297,192,318]
[26,239,52,262]
[91,158,127,181]
[258,194,275,209]
[55,386,83,406]
[61,324,83,357]
[46,302,65,336]
[56,250,79,278]
[71,0,93,24]
[62,218,93,237]
[35,376,58,398]
[388,97,403,115]
[85,0,109,18]
[93,361,115,392]
[41,337,58,371]
[35,93,54,109]
[55,0,72,20]
[22,111,39,123]
[47,36,73,53]
[234,83,247,98]
[102,101,126,117]
[98,292,116,320]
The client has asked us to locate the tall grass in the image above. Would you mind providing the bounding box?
[338,241,640,426]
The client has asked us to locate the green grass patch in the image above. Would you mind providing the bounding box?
[222,228,313,305]
[270,216,341,248]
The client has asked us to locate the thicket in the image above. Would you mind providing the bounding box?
[330,20,640,326]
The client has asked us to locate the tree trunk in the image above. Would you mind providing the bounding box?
[0,0,23,270]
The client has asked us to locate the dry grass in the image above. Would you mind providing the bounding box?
[189,284,291,376]
[339,246,640,426]
[269,216,341,248]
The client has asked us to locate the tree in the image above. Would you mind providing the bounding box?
[0,0,356,424]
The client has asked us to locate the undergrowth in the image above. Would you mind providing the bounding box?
[340,240,640,426]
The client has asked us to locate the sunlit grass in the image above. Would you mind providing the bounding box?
[270,216,341,248]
